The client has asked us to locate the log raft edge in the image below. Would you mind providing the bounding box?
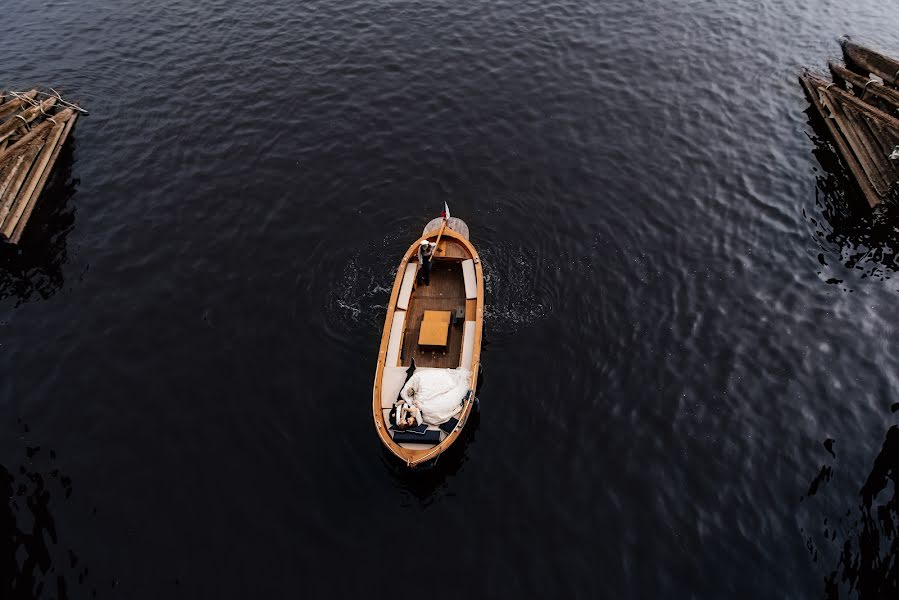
[0,91,82,244]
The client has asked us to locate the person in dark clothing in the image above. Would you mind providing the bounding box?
[418,240,435,285]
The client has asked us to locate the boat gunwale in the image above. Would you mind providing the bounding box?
[372,226,484,467]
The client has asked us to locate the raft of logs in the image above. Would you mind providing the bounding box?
[0,90,82,244]
[800,40,899,209]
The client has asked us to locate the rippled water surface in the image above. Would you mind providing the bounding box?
[3,1,899,597]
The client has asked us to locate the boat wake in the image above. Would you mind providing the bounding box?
[324,232,408,332]
[479,244,553,336]
[326,235,556,339]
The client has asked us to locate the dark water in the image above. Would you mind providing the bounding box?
[2,0,899,597]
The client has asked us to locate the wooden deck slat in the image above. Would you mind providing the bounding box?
[400,261,467,369]
[437,238,469,260]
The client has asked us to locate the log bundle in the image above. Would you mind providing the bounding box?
[800,40,899,208]
[0,90,81,244]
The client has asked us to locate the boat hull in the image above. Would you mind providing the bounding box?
[372,222,483,467]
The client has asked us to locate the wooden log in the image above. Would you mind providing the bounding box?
[848,107,899,193]
[834,100,898,196]
[0,97,56,143]
[829,62,899,114]
[0,118,58,166]
[799,73,881,207]
[805,73,895,193]
[2,111,72,240]
[0,154,26,201]
[0,115,71,227]
[820,77,899,142]
[10,112,78,243]
[822,91,894,195]
[863,112,899,158]
[0,140,45,231]
[0,90,38,120]
[1,118,66,238]
[842,40,899,86]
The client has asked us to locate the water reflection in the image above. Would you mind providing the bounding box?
[383,407,481,505]
[1,421,89,599]
[802,418,899,599]
[0,139,78,306]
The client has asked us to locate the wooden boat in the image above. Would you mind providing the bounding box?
[372,212,484,468]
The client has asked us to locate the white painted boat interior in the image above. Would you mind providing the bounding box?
[396,263,417,310]
[385,311,406,367]
[462,258,477,300]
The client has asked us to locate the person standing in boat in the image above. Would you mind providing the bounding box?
[418,240,435,285]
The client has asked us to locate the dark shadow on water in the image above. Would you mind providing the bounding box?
[801,409,899,599]
[804,106,899,283]
[0,421,92,599]
[0,139,78,306]
[380,358,486,505]
[381,407,481,505]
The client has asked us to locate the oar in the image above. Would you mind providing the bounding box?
[432,220,447,254]
[432,201,451,254]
